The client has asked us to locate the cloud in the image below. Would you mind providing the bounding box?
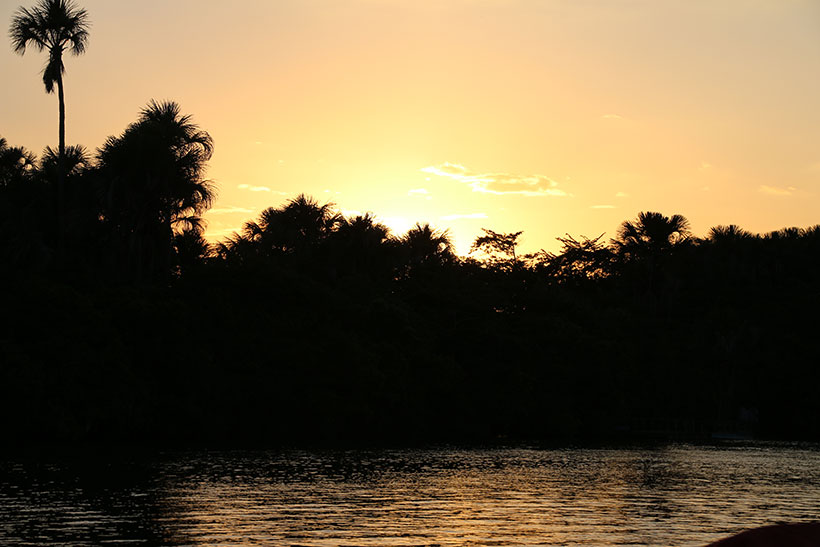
[238,184,271,192]
[759,185,795,196]
[440,212,488,221]
[590,205,616,209]
[615,191,629,198]
[602,114,624,120]
[408,188,432,200]
[421,162,567,197]
[208,206,255,215]
[237,184,287,195]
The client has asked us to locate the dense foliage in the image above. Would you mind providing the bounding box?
[1,109,818,445]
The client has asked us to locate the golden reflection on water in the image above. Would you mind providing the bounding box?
[135,447,820,547]
[0,446,818,545]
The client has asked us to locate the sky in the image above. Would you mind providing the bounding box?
[2,0,820,254]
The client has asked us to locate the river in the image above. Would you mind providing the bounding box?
[1,444,818,546]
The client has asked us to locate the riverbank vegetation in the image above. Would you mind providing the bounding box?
[2,103,818,445]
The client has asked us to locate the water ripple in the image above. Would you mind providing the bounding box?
[1,445,818,546]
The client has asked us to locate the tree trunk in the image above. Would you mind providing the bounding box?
[56,72,66,263]
[57,72,65,159]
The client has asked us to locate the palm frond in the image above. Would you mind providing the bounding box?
[9,8,47,53]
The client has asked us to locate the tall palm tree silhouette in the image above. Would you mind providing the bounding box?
[98,100,215,282]
[9,0,90,161]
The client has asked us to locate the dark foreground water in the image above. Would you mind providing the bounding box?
[1,444,818,546]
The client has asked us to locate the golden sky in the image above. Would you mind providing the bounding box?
[3,0,820,253]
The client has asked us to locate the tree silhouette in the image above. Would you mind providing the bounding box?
[609,212,692,296]
[706,224,754,244]
[173,225,211,279]
[240,194,341,256]
[0,136,37,187]
[400,223,454,268]
[9,0,89,161]
[538,233,614,284]
[274,193,342,252]
[328,213,395,280]
[471,228,523,269]
[40,144,89,179]
[97,100,215,282]
[613,211,691,260]
[0,137,51,270]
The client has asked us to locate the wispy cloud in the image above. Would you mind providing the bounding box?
[759,185,795,196]
[602,114,624,120]
[615,191,629,198]
[238,184,271,192]
[421,162,567,197]
[590,205,616,209]
[440,212,488,221]
[208,206,255,215]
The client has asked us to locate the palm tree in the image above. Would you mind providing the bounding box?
[0,137,37,187]
[611,212,692,295]
[278,193,342,251]
[400,222,454,267]
[241,194,341,255]
[335,213,391,248]
[612,211,691,260]
[40,144,89,178]
[0,137,48,270]
[174,225,211,278]
[329,212,395,279]
[9,0,90,161]
[97,100,215,282]
[99,100,215,228]
[706,224,753,244]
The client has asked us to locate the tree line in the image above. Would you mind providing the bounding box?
[3,0,818,445]
[2,107,819,444]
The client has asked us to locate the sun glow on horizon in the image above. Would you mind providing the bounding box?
[3,0,820,254]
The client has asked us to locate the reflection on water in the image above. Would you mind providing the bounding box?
[1,445,818,546]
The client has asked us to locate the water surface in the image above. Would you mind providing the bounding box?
[1,444,818,546]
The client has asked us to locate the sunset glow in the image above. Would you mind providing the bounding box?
[3,0,819,253]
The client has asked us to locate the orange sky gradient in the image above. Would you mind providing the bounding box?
[2,0,820,253]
